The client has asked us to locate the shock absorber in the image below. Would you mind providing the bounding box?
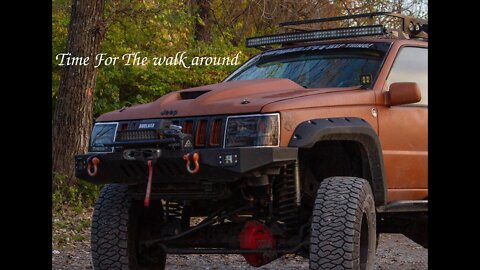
[273,161,301,233]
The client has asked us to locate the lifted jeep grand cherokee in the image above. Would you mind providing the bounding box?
[76,12,428,270]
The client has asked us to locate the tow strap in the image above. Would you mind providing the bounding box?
[144,159,153,207]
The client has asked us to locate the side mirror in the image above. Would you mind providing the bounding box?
[387,82,421,106]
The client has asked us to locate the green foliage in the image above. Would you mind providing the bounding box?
[53,173,102,209]
[52,0,71,114]
[53,0,258,119]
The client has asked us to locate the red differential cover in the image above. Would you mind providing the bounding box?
[239,220,276,267]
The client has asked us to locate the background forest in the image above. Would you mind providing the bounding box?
[52,0,427,208]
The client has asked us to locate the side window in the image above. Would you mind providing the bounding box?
[386,47,428,105]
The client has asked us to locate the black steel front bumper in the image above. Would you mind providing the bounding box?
[75,147,298,184]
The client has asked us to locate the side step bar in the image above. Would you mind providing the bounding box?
[377,200,428,213]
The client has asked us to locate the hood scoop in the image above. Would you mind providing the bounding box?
[180,90,211,99]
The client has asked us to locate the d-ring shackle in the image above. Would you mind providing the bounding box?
[183,152,200,174]
[87,156,100,177]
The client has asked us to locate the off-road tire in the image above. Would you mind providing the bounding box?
[91,184,166,270]
[309,177,376,270]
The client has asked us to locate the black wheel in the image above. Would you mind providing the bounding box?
[309,177,376,270]
[91,184,166,270]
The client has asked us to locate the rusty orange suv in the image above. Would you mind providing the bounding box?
[76,12,427,270]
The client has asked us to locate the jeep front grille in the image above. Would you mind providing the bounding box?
[115,116,226,148]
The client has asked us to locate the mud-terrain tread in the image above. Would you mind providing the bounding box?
[309,177,376,270]
[91,184,166,270]
[91,184,131,270]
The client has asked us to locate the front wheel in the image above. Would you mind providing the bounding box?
[91,184,166,270]
[309,177,376,270]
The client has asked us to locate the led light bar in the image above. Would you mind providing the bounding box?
[246,25,385,48]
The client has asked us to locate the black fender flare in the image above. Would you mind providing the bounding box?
[288,117,387,206]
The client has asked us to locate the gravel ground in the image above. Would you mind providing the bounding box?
[52,231,427,270]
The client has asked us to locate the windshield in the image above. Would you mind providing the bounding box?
[226,45,387,88]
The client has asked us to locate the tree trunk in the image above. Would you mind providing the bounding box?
[52,0,105,185]
[194,0,211,42]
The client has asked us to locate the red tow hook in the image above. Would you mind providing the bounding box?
[87,156,100,177]
[144,160,153,207]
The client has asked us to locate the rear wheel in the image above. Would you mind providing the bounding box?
[91,184,166,270]
[309,177,376,270]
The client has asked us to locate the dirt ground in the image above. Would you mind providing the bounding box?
[52,207,427,270]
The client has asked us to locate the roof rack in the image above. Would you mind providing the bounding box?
[246,12,428,48]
